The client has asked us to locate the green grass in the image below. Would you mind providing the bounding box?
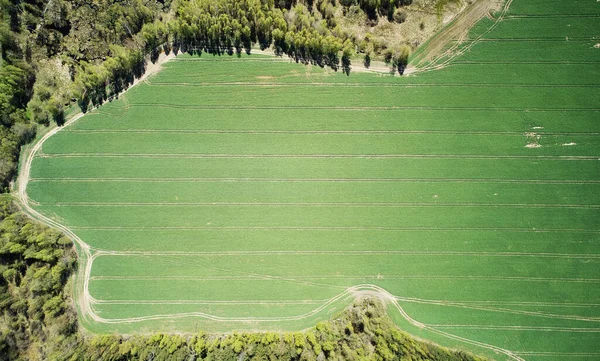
[506,0,600,16]
[55,229,600,255]
[456,40,600,62]
[34,204,600,230]
[27,0,600,358]
[40,131,600,156]
[67,107,600,132]
[28,181,600,204]
[29,156,600,180]
[485,17,599,39]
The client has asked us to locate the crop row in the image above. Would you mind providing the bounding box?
[88,278,600,305]
[72,228,600,254]
[73,107,600,134]
[27,180,600,205]
[40,131,600,156]
[30,156,600,180]
[90,253,599,280]
[35,203,600,230]
[122,83,600,110]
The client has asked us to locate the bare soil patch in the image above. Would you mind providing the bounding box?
[410,0,504,69]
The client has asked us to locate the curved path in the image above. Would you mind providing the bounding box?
[15,52,175,324]
[14,52,527,361]
[409,0,514,74]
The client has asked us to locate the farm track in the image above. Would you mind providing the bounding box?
[401,303,600,324]
[35,153,600,160]
[451,61,600,65]
[93,299,328,305]
[411,0,513,73]
[479,37,596,41]
[515,352,600,357]
[397,298,600,307]
[395,297,600,321]
[85,283,528,361]
[42,202,600,209]
[429,325,600,332]
[89,274,600,281]
[504,14,600,18]
[411,0,514,73]
[409,0,503,70]
[61,129,600,135]
[91,294,600,324]
[30,178,600,185]
[14,52,177,326]
[91,298,600,308]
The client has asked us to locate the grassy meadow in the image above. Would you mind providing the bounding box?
[27,0,600,359]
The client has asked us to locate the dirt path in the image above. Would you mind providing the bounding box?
[14,51,175,326]
[409,0,505,73]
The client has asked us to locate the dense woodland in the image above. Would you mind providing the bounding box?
[0,195,487,360]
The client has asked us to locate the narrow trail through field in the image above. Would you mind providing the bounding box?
[144,80,600,88]
[36,153,600,161]
[60,129,600,136]
[15,52,175,326]
[410,0,514,73]
[90,249,600,258]
[42,201,600,209]
[87,103,600,111]
[30,177,600,185]
[67,225,600,233]
[409,0,503,69]
[89,275,600,283]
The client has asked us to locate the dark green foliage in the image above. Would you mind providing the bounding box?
[170,0,352,70]
[73,45,146,111]
[383,44,410,74]
[0,67,36,190]
[0,196,78,361]
[339,0,409,21]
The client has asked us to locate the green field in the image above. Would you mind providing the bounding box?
[25,0,600,359]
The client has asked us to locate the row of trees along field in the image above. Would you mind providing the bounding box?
[0,196,487,361]
[1,0,414,136]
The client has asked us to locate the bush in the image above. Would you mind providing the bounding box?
[393,9,407,23]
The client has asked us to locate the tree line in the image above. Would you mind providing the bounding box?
[2,0,415,128]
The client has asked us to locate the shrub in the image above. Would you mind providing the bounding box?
[393,9,407,23]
